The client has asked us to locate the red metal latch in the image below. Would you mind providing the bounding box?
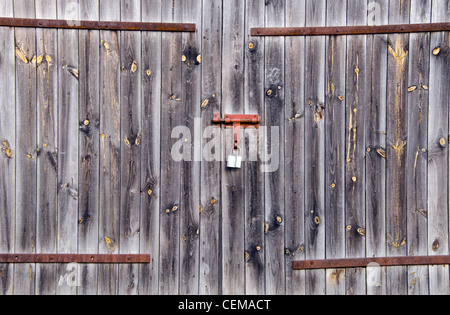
[213,113,260,150]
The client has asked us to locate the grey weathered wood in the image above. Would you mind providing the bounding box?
[428,0,450,295]
[365,0,388,296]
[244,0,265,295]
[159,0,182,295]
[140,0,161,296]
[221,0,245,295]
[324,0,346,296]
[0,0,15,296]
[78,0,100,295]
[119,0,141,296]
[264,0,285,295]
[406,0,431,296]
[13,0,37,295]
[386,0,410,295]
[99,0,121,295]
[179,0,201,295]
[199,0,222,296]
[56,0,80,295]
[284,0,306,296]
[304,0,326,295]
[35,0,58,296]
[345,0,367,296]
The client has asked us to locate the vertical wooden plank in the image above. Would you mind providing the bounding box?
[56,0,79,295]
[140,0,161,296]
[35,0,58,295]
[304,0,326,295]
[221,0,245,295]
[386,0,410,295]
[244,0,265,295]
[284,0,306,296]
[199,0,222,296]
[406,0,431,296]
[159,0,182,295]
[179,0,201,295]
[428,0,450,295]
[119,0,141,296]
[345,0,367,296]
[99,0,121,295]
[0,0,15,296]
[13,0,37,295]
[365,0,388,296]
[78,0,100,295]
[264,0,285,295]
[324,0,346,296]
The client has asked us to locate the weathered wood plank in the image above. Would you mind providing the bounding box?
[199,0,222,296]
[0,0,15,296]
[13,0,37,295]
[428,0,450,295]
[159,0,182,295]
[284,0,306,296]
[264,0,285,296]
[345,0,367,296]
[304,0,326,295]
[99,0,121,295]
[179,0,201,295]
[56,0,80,295]
[119,0,141,296]
[140,0,161,296]
[386,0,410,295]
[324,0,346,296]
[406,0,431,296]
[78,0,100,295]
[35,0,58,295]
[365,0,388,296]
[221,0,245,295]
[244,0,265,295]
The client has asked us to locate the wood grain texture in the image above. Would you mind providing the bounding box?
[0,0,15,296]
[244,0,265,295]
[221,0,245,295]
[13,0,37,295]
[35,0,58,296]
[386,0,410,295]
[406,0,431,296]
[304,0,326,295]
[99,0,121,295]
[324,0,346,296]
[78,0,100,296]
[428,0,450,295]
[199,0,222,296]
[284,0,306,296]
[140,0,161,296]
[159,0,182,295]
[365,0,388,296]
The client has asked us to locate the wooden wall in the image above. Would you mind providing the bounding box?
[0,0,449,295]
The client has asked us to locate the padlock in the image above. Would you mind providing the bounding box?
[227,147,242,169]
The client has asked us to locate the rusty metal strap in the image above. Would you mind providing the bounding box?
[252,22,450,36]
[293,255,450,270]
[0,17,195,32]
[0,254,150,264]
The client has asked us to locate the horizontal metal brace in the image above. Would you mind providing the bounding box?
[252,22,450,37]
[0,254,150,264]
[293,255,450,270]
[0,17,195,32]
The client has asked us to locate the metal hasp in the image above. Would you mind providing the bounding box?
[251,22,450,36]
[293,255,450,270]
[0,254,151,264]
[0,17,196,32]
[213,113,261,150]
